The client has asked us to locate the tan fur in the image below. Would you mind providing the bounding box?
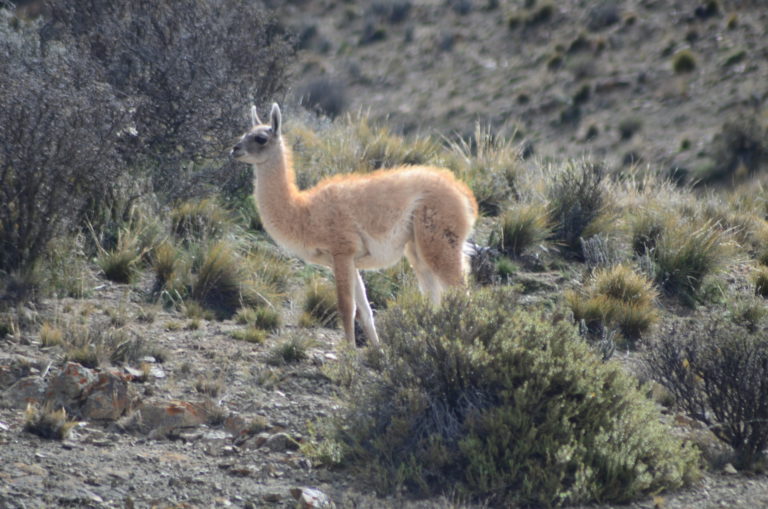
[232,104,478,345]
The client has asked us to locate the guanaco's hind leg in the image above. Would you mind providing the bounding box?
[332,254,357,345]
[353,271,380,345]
[405,242,444,305]
[411,200,471,304]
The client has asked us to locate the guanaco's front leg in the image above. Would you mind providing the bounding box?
[332,254,357,345]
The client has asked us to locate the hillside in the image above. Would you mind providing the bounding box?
[2,1,768,508]
[281,0,768,182]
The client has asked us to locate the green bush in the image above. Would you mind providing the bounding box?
[645,315,768,469]
[672,50,697,74]
[324,288,698,506]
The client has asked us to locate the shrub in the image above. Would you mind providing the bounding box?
[618,117,643,140]
[548,161,609,257]
[323,288,698,506]
[489,202,551,257]
[672,50,697,74]
[645,316,768,469]
[0,18,126,275]
[298,77,347,119]
[580,233,626,270]
[700,114,768,185]
[45,0,293,201]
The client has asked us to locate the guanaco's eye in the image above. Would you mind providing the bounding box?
[253,134,268,145]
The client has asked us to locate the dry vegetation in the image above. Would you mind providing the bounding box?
[2,0,768,508]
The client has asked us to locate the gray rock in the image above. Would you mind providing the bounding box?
[2,375,46,409]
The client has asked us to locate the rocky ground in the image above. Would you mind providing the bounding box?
[0,276,767,509]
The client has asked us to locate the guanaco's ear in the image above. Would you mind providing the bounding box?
[250,105,262,126]
[270,103,281,136]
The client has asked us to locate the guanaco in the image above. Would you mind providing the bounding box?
[231,104,477,346]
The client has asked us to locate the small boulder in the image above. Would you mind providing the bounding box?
[80,371,139,420]
[290,487,335,509]
[44,362,96,412]
[1,375,46,409]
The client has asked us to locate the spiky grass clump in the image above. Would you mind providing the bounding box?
[268,332,316,365]
[42,235,91,299]
[568,264,659,344]
[231,325,266,343]
[152,241,181,290]
[444,124,521,216]
[300,277,338,328]
[754,267,768,298]
[235,306,281,332]
[548,161,611,258]
[171,198,233,242]
[190,241,277,319]
[24,404,77,440]
[652,219,732,303]
[320,288,698,506]
[490,202,551,257]
[629,209,667,256]
[97,228,144,284]
[39,322,64,347]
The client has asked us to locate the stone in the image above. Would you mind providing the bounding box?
[44,362,96,412]
[723,463,738,475]
[264,432,300,452]
[81,371,138,420]
[1,375,46,409]
[290,487,335,509]
[119,400,208,435]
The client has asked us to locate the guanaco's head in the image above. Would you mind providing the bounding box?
[231,103,282,165]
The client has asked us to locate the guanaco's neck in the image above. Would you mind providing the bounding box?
[253,140,304,236]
